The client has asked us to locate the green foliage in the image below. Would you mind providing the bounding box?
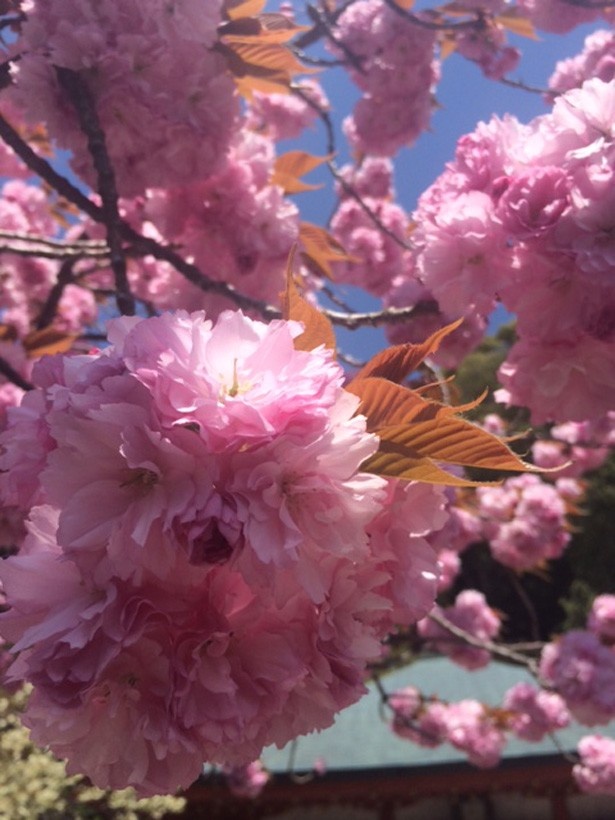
[559,451,615,619]
[0,687,186,820]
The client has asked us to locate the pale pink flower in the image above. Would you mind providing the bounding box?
[588,595,615,644]
[440,700,506,768]
[503,682,570,742]
[540,631,615,726]
[418,590,500,670]
[574,735,615,795]
[222,760,270,799]
[0,309,446,796]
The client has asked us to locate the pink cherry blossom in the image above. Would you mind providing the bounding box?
[503,682,570,742]
[9,0,237,196]
[0,309,450,796]
[418,590,500,670]
[588,595,615,644]
[540,631,615,726]
[574,735,615,795]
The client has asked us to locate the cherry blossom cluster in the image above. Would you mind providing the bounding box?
[332,0,440,156]
[0,309,447,796]
[549,29,615,94]
[410,77,615,423]
[517,0,614,34]
[418,590,501,670]
[389,680,571,769]
[540,598,615,727]
[330,158,411,296]
[475,475,570,572]
[389,687,506,768]
[532,415,615,479]
[0,179,96,336]
[82,130,300,318]
[245,80,329,142]
[8,0,237,196]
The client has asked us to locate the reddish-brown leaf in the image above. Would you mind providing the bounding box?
[346,377,436,431]
[282,262,336,353]
[352,319,464,384]
[271,151,328,194]
[0,324,18,342]
[377,415,536,472]
[362,447,484,487]
[299,222,353,279]
[23,327,77,358]
[225,0,266,20]
[496,12,538,39]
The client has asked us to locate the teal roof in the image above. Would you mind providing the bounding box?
[261,657,614,773]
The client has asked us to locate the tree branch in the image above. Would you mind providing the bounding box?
[54,67,134,316]
[0,355,34,391]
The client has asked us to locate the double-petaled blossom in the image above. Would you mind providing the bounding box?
[0,309,445,796]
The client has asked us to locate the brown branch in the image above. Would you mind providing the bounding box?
[35,258,76,330]
[428,610,541,676]
[323,300,439,330]
[0,111,281,319]
[382,0,485,31]
[0,355,34,391]
[54,67,134,316]
[0,230,109,259]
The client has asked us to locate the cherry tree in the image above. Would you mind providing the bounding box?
[0,0,614,805]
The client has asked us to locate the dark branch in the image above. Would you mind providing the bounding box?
[54,67,134,316]
[0,355,34,391]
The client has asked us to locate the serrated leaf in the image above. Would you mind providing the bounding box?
[282,257,336,353]
[271,151,328,194]
[346,377,435,431]
[225,0,266,20]
[496,12,538,39]
[347,377,486,433]
[362,448,484,487]
[377,415,536,472]
[23,327,77,358]
[224,39,308,74]
[299,222,353,280]
[352,319,463,384]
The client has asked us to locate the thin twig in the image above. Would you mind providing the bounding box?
[382,0,484,31]
[0,111,281,318]
[507,569,542,643]
[428,609,541,676]
[323,300,439,330]
[499,77,550,96]
[0,231,109,260]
